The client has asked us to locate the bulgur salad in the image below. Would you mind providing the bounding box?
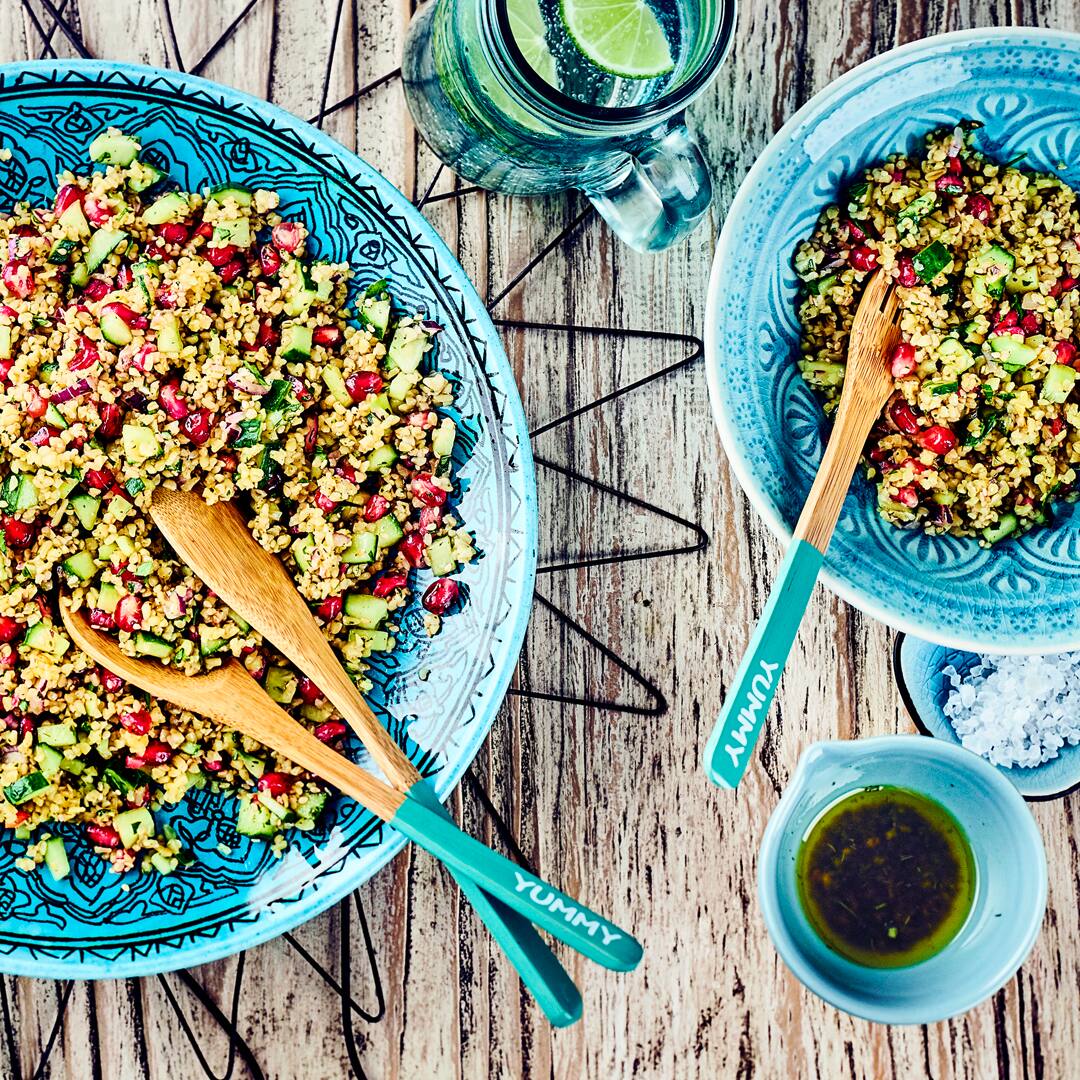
[794,124,1080,545]
[0,129,475,880]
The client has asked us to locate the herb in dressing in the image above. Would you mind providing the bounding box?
[796,786,976,968]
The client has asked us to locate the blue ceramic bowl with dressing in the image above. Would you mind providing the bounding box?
[758,735,1047,1024]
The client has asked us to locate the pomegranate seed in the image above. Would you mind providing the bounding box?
[890,169,904,183]
[890,342,916,378]
[889,398,920,436]
[24,385,47,420]
[3,516,36,549]
[205,244,237,268]
[85,469,114,491]
[849,245,878,271]
[100,669,125,693]
[935,175,965,195]
[312,324,343,348]
[363,494,391,522]
[2,260,33,299]
[297,677,323,705]
[418,505,442,532]
[218,259,245,285]
[156,285,178,309]
[314,492,337,513]
[83,196,113,227]
[896,255,918,288]
[88,608,114,630]
[116,263,134,290]
[314,720,347,743]
[221,452,238,473]
[422,578,460,615]
[114,594,143,633]
[895,485,919,508]
[180,407,213,444]
[257,772,292,796]
[373,573,408,599]
[83,277,111,301]
[410,474,447,507]
[965,193,993,223]
[1061,277,1078,293]
[18,715,33,738]
[0,617,19,643]
[846,219,866,241]
[0,305,15,319]
[271,222,302,252]
[947,156,963,175]
[346,370,383,401]
[204,757,224,772]
[28,426,55,447]
[400,533,426,567]
[258,244,281,276]
[335,461,357,484]
[158,381,189,420]
[1055,340,1078,367]
[1020,312,1040,336]
[0,359,12,385]
[141,740,173,766]
[97,402,122,439]
[157,221,189,245]
[303,415,319,455]
[86,823,121,849]
[1050,417,1065,436]
[195,221,214,239]
[289,376,310,401]
[53,184,83,217]
[120,708,153,736]
[917,425,957,456]
[317,594,343,620]
[124,754,145,770]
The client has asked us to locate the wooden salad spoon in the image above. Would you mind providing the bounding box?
[705,269,901,788]
[62,598,638,1025]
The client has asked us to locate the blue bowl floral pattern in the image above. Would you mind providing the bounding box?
[706,28,1080,652]
[0,61,536,978]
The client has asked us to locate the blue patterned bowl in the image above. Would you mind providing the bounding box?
[0,61,536,977]
[706,28,1080,652]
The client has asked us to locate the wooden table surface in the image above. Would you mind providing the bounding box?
[2,1,1079,1077]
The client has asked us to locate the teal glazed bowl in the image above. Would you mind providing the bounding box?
[706,28,1080,652]
[757,736,1047,1024]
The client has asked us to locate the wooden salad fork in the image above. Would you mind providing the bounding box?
[705,270,901,788]
[147,488,643,1013]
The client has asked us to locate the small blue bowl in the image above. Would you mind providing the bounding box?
[706,28,1080,652]
[895,634,1080,801]
[758,735,1047,1024]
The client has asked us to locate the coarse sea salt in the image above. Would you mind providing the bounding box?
[942,653,1080,769]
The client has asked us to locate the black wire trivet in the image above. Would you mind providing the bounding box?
[5,3,710,1077]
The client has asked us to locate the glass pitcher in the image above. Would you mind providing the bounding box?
[402,0,736,252]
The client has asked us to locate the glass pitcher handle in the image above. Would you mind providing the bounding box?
[583,116,713,253]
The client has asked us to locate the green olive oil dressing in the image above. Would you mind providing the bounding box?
[796,786,976,968]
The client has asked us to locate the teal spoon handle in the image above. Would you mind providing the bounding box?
[405,783,582,1027]
[392,795,642,972]
[704,538,825,788]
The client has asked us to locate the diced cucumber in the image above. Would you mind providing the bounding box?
[125,477,145,498]
[300,701,334,724]
[322,365,352,406]
[231,418,262,449]
[2,474,37,513]
[44,403,69,430]
[808,273,836,296]
[207,183,254,207]
[982,511,1018,545]
[281,324,312,361]
[265,666,297,704]
[360,294,392,339]
[135,631,173,660]
[237,797,276,837]
[35,744,63,778]
[43,835,70,881]
[47,238,78,264]
[366,446,399,477]
[132,260,160,306]
[0,324,11,360]
[97,582,121,615]
[142,192,190,225]
[103,767,136,794]
[99,308,132,346]
[57,200,90,238]
[85,228,128,272]
[114,807,154,848]
[291,534,314,573]
[198,626,229,657]
[913,240,952,283]
[257,790,291,819]
[970,243,1014,299]
[896,191,936,225]
[798,360,846,387]
[122,424,161,463]
[61,550,96,581]
[386,324,429,374]
[387,370,420,403]
[298,791,329,824]
[1005,265,1039,294]
[426,536,456,576]
[212,219,250,248]
[157,313,183,353]
[283,268,318,316]
[58,758,84,776]
[349,627,394,653]
[232,744,266,778]
[69,261,89,288]
[127,161,165,193]
[343,594,388,629]
[432,420,456,459]
[89,130,140,166]
[927,380,959,396]
[13,825,30,840]
[1041,363,1077,404]
[4,771,51,805]
[987,335,1038,373]
[149,852,178,875]
[341,530,378,565]
[374,514,404,549]
[22,622,69,657]
[39,723,76,747]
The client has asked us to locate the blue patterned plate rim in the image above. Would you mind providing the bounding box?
[0,59,537,978]
[705,27,1080,655]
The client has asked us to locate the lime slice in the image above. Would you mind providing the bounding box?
[559,0,675,80]
[508,0,558,88]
